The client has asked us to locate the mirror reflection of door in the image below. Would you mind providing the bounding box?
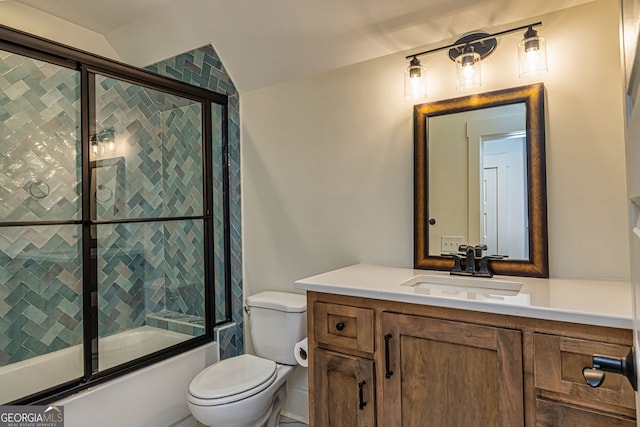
[481,135,528,259]
[466,105,528,260]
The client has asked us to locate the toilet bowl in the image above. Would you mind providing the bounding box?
[187,291,307,427]
[187,354,294,427]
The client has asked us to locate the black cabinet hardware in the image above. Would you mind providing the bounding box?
[384,333,393,379]
[358,380,367,410]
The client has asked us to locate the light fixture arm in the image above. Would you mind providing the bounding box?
[405,21,542,60]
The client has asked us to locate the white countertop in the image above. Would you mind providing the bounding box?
[294,264,634,330]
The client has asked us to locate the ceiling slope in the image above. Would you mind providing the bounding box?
[12,0,595,92]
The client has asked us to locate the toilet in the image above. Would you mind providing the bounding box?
[187,291,307,427]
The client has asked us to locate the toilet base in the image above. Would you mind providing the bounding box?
[189,365,294,427]
[261,382,287,427]
[194,383,286,427]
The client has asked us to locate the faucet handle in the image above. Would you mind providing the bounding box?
[441,253,463,273]
[474,244,488,258]
[476,254,508,277]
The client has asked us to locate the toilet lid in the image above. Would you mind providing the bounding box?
[189,354,277,401]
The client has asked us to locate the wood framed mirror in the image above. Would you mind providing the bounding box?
[414,83,548,277]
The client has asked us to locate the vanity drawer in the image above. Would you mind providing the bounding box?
[314,302,374,353]
[536,398,635,427]
[534,333,635,412]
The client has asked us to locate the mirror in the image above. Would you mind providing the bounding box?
[414,84,548,277]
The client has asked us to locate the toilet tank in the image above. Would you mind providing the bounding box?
[246,291,307,365]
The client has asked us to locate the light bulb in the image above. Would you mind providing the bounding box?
[456,48,481,90]
[404,57,427,99]
[518,27,548,77]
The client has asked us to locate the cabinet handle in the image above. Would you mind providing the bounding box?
[358,381,367,410]
[335,322,345,331]
[384,333,393,379]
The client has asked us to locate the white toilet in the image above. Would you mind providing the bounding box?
[187,291,307,427]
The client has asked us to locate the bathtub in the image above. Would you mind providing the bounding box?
[0,326,193,404]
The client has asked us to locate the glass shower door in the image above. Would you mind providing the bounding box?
[91,74,206,372]
[0,50,84,403]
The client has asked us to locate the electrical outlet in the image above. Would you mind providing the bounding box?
[441,236,464,253]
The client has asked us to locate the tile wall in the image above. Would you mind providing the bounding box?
[148,45,243,358]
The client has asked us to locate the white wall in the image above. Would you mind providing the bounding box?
[0,1,120,61]
[241,0,629,302]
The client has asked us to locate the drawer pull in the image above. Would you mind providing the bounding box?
[384,333,394,379]
[358,380,367,410]
[335,322,345,331]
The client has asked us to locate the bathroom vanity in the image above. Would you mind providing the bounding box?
[295,264,636,426]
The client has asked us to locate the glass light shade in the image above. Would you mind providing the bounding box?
[456,50,481,90]
[91,138,103,157]
[518,35,548,77]
[404,60,427,100]
[103,136,117,156]
[105,141,116,154]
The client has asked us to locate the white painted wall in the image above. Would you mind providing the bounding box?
[241,0,628,299]
[0,1,120,61]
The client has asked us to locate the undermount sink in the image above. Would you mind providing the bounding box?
[401,274,523,297]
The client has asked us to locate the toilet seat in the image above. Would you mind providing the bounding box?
[188,354,277,406]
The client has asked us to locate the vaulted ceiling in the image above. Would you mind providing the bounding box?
[7,0,594,92]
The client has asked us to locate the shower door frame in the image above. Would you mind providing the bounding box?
[0,24,231,404]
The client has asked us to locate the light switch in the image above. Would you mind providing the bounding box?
[441,236,463,253]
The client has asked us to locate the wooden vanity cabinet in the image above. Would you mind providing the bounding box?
[533,333,636,426]
[380,312,524,426]
[306,292,636,427]
[313,349,376,426]
[310,301,377,426]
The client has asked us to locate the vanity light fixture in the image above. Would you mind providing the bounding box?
[90,128,117,158]
[518,25,548,77]
[90,134,102,156]
[404,22,545,99]
[404,56,427,99]
[102,128,117,155]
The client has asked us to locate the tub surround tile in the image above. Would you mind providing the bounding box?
[147,310,205,337]
[0,45,242,368]
[148,45,243,356]
[214,322,238,360]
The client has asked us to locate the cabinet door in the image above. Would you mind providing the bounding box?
[380,312,524,426]
[313,349,376,427]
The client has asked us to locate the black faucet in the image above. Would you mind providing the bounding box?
[442,244,507,277]
[446,244,506,277]
[459,244,485,275]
